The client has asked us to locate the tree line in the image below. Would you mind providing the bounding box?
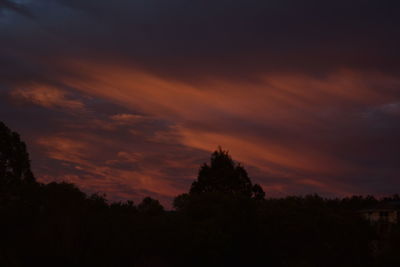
[1,121,400,267]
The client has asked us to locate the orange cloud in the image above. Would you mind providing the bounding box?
[10,84,85,111]
[110,113,147,123]
[26,60,400,200]
[36,134,191,202]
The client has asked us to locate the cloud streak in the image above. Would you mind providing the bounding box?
[0,0,34,18]
[10,85,85,111]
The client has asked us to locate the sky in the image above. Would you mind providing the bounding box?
[1,0,400,205]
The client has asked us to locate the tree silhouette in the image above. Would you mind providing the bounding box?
[0,121,35,187]
[189,147,265,200]
[138,197,164,215]
[0,121,37,207]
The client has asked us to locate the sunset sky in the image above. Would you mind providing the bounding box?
[1,0,400,205]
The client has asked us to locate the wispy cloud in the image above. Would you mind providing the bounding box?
[10,85,85,112]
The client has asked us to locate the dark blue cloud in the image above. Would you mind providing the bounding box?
[2,0,400,82]
[0,0,34,18]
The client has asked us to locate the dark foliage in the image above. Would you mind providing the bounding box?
[189,147,265,200]
[0,122,36,198]
[1,121,400,266]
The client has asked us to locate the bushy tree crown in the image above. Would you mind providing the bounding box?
[189,147,265,200]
